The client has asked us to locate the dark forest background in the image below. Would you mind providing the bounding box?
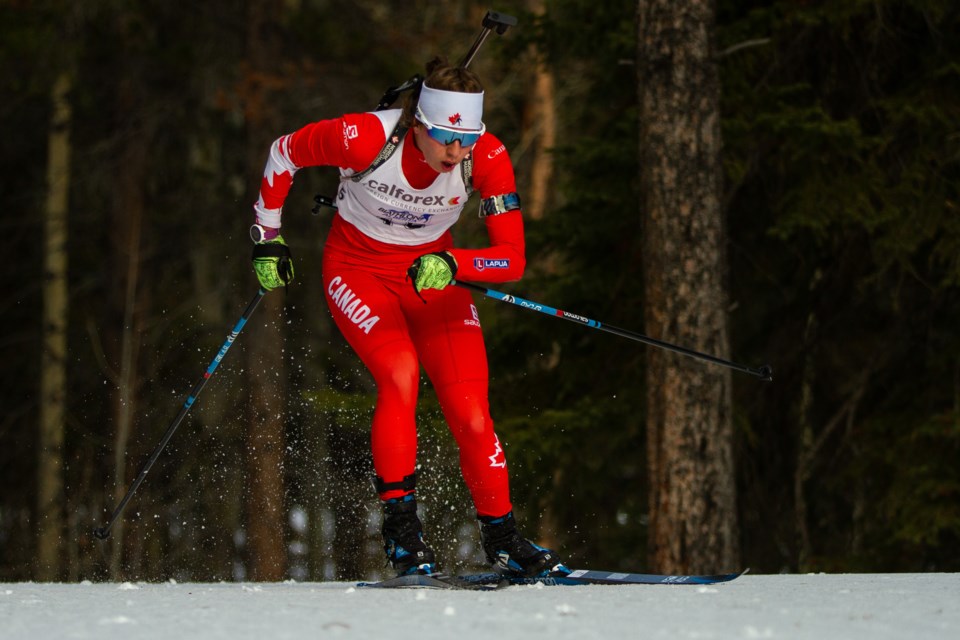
[2,0,958,582]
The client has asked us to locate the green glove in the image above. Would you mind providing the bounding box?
[252,236,294,291]
[407,252,458,293]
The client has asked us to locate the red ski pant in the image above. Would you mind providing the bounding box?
[321,254,512,518]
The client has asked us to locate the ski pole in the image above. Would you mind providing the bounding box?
[93,288,268,540]
[453,280,773,382]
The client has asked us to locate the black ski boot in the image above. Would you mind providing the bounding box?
[479,511,566,578]
[382,496,437,576]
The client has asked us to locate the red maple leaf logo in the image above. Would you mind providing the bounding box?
[448,113,462,126]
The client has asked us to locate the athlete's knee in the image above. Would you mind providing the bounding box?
[453,411,490,441]
[442,393,493,440]
[440,384,493,439]
[371,347,420,401]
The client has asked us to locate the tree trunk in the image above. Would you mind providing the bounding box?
[242,0,288,581]
[37,71,72,581]
[526,66,556,221]
[637,0,739,574]
[520,0,556,221]
[795,270,821,570]
[244,309,288,580]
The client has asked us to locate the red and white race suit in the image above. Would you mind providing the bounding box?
[254,109,524,516]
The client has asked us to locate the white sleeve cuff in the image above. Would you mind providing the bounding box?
[254,203,283,228]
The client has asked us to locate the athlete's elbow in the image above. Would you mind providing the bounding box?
[508,256,526,281]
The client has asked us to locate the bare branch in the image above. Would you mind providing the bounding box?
[719,38,771,58]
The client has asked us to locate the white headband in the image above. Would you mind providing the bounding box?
[416,83,484,132]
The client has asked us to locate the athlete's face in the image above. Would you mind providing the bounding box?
[413,124,475,173]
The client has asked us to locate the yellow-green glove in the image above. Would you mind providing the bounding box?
[252,236,294,291]
[407,252,457,293]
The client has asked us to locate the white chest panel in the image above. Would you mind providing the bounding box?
[336,111,469,246]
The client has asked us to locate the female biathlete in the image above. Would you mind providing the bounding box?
[249,58,564,578]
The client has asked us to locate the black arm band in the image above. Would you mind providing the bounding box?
[480,192,522,218]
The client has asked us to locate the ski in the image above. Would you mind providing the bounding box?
[359,568,747,590]
[458,568,748,587]
[358,573,496,591]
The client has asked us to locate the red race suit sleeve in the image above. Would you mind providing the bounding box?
[447,133,526,283]
[252,113,385,230]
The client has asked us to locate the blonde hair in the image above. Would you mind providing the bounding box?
[401,57,484,128]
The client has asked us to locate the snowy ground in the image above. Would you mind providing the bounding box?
[1,573,957,640]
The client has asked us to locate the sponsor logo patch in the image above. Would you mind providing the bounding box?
[487,145,506,159]
[473,258,510,272]
[366,180,449,206]
[377,208,435,228]
[342,122,358,149]
[464,303,481,328]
